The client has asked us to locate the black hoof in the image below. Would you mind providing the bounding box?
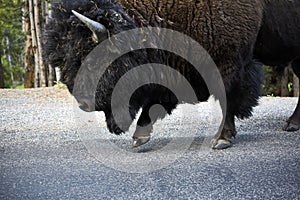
[212,139,232,150]
[132,136,151,148]
[283,121,300,132]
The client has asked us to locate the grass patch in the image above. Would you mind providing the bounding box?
[54,81,67,89]
[14,85,24,89]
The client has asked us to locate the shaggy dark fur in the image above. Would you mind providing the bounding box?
[43,0,300,148]
[44,0,263,148]
[121,0,300,133]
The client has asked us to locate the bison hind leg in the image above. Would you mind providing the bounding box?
[212,60,263,149]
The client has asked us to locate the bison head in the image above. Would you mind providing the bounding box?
[43,0,154,134]
[43,0,138,92]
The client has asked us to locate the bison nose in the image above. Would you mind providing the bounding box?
[77,99,95,112]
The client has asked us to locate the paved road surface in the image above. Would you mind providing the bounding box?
[0,89,299,199]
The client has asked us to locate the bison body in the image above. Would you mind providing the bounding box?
[43,0,300,149]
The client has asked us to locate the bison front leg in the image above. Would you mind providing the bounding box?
[132,125,153,147]
[132,105,153,147]
[132,103,170,147]
[284,58,300,131]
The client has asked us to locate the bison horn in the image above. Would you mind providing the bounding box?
[72,10,108,43]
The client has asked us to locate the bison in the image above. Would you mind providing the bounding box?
[43,0,300,149]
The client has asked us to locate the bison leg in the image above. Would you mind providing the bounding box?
[284,59,300,131]
[132,103,171,147]
[212,60,262,149]
[212,113,237,149]
[132,105,153,147]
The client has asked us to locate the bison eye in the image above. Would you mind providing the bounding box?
[111,11,124,23]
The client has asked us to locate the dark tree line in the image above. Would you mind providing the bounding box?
[263,66,299,97]
[0,0,25,88]
[0,0,56,89]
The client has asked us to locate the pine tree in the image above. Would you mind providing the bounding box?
[0,0,25,88]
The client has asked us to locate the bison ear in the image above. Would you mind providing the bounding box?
[72,10,108,43]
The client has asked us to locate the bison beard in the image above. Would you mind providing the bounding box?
[43,0,300,149]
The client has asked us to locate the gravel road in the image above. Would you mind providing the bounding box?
[0,88,299,199]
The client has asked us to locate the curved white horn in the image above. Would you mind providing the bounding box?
[72,10,107,43]
[72,10,106,33]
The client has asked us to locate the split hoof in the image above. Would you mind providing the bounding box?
[212,139,232,150]
[132,136,151,148]
[283,121,300,132]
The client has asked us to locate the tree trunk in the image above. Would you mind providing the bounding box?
[33,0,46,87]
[0,52,4,88]
[281,67,289,97]
[48,64,56,86]
[4,37,13,87]
[10,72,14,87]
[4,37,12,69]
[28,0,48,87]
[294,74,299,97]
[44,1,54,86]
[28,0,39,87]
[24,0,35,88]
[55,67,61,83]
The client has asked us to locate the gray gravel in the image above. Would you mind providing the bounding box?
[0,89,299,199]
